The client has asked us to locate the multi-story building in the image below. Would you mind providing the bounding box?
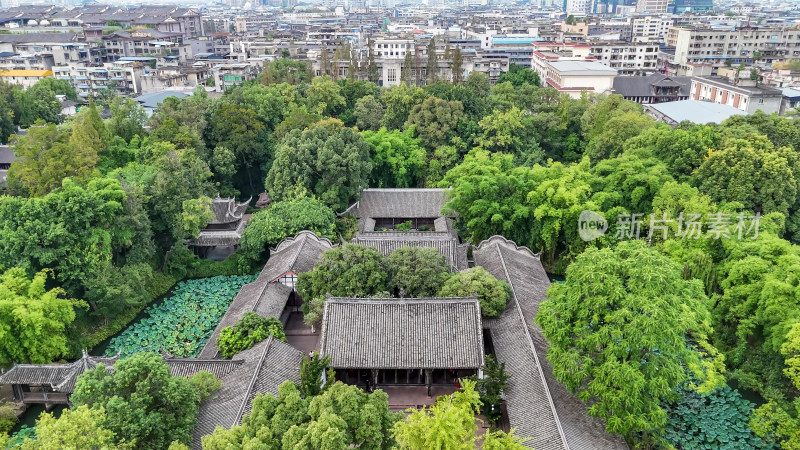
[564,0,593,16]
[632,15,674,43]
[590,43,660,75]
[669,25,800,69]
[593,0,637,14]
[672,0,714,12]
[533,52,617,98]
[102,29,191,64]
[213,63,258,91]
[636,0,668,13]
[689,75,783,114]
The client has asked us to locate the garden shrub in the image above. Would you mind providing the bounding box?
[217,312,286,359]
[0,402,17,436]
[437,267,511,317]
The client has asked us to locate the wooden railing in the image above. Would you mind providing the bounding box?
[21,391,70,404]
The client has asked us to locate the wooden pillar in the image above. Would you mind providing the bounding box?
[425,369,433,397]
[12,384,23,402]
[371,369,379,391]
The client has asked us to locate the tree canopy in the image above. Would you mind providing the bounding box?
[537,241,724,441]
[71,352,215,448]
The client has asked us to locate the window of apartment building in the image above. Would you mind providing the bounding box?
[387,68,397,83]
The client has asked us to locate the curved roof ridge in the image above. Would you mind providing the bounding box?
[272,230,337,253]
[475,235,540,260]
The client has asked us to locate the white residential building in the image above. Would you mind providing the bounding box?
[689,75,783,114]
[535,58,617,98]
[631,16,674,43]
[589,43,660,75]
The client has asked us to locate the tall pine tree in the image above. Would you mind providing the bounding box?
[401,44,413,85]
[367,38,379,83]
[451,46,464,84]
[426,36,438,85]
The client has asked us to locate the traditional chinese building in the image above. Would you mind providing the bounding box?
[320,296,484,396]
[198,231,336,359]
[190,196,251,256]
[345,188,469,271]
[0,351,119,408]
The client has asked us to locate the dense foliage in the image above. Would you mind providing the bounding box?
[239,196,337,267]
[217,311,286,358]
[202,381,402,449]
[7,406,128,450]
[298,244,389,326]
[105,275,255,358]
[71,352,219,448]
[0,268,82,365]
[538,241,725,441]
[437,266,511,317]
[386,247,451,297]
[473,355,510,425]
[7,57,800,447]
[392,379,527,449]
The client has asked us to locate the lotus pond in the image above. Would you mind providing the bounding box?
[104,274,256,358]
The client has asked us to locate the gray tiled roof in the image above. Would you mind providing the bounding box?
[259,231,336,283]
[612,73,691,98]
[0,352,119,394]
[0,145,14,165]
[352,231,468,271]
[192,337,304,449]
[197,231,332,359]
[165,358,244,379]
[319,297,484,370]
[208,196,249,225]
[474,236,628,450]
[192,217,250,247]
[349,188,450,221]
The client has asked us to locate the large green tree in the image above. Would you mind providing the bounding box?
[496,63,540,87]
[203,381,401,450]
[71,352,208,448]
[266,124,371,211]
[362,127,426,188]
[537,241,724,442]
[380,83,429,130]
[404,97,465,150]
[437,267,510,318]
[387,247,451,297]
[7,122,99,197]
[440,150,535,248]
[475,106,543,166]
[12,405,129,450]
[298,244,389,326]
[354,95,385,131]
[239,196,337,266]
[107,96,147,143]
[695,134,799,217]
[205,102,270,193]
